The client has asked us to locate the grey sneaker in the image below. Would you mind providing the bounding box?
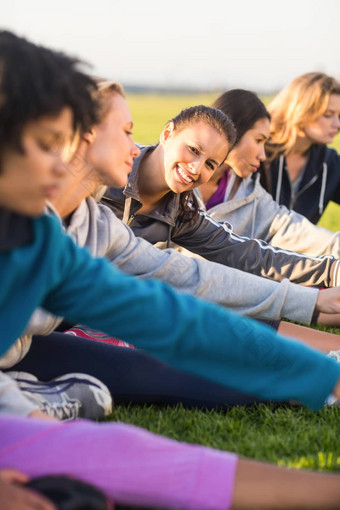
[7,371,112,420]
[324,350,340,406]
[328,349,340,363]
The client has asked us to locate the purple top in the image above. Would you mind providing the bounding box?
[205,169,230,209]
[0,415,238,510]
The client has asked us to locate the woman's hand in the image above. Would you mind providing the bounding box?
[0,474,57,509]
[0,468,29,484]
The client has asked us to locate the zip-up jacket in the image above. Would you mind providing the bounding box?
[264,144,340,224]
[198,171,340,258]
[103,145,340,288]
[1,208,340,411]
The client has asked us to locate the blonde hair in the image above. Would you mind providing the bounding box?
[266,72,340,160]
[92,80,125,123]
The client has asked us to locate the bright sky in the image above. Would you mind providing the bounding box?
[2,0,340,93]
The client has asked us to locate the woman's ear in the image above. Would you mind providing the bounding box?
[82,129,95,145]
[160,122,175,146]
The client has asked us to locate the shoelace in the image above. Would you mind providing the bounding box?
[41,400,81,420]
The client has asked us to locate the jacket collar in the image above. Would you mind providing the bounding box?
[0,208,34,252]
[123,144,181,227]
[124,144,157,203]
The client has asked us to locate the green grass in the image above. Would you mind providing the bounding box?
[128,92,220,144]
[111,404,340,471]
[111,94,340,505]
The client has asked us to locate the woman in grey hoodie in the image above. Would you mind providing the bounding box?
[197,89,340,328]
[202,89,340,258]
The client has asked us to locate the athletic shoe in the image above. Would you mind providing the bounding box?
[7,371,112,420]
[324,350,340,406]
[328,349,340,363]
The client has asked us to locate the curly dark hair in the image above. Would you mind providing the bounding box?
[0,31,99,156]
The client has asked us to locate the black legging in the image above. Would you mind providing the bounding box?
[10,332,265,410]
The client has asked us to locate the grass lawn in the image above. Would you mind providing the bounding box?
[110,93,340,508]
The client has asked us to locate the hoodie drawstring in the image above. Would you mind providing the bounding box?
[251,197,257,238]
[122,197,132,225]
[275,155,284,203]
[318,163,328,216]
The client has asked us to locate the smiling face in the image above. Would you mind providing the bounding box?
[160,121,229,193]
[302,94,340,145]
[0,107,73,217]
[86,93,140,188]
[226,117,270,179]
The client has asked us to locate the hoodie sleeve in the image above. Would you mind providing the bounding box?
[208,184,340,258]
[171,209,340,288]
[100,204,318,324]
[36,220,340,411]
[267,201,340,258]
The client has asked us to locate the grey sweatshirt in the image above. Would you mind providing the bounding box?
[1,198,319,414]
[198,171,340,258]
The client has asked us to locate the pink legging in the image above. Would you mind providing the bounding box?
[0,415,237,509]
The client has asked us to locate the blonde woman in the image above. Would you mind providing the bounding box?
[263,72,340,224]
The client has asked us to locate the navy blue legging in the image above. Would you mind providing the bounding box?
[11,332,266,409]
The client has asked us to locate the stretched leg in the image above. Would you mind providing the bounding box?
[318,312,340,328]
[233,458,340,509]
[278,321,340,353]
[11,332,265,409]
[1,416,339,510]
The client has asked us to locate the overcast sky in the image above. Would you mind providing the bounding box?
[2,0,340,93]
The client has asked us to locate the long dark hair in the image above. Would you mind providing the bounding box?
[212,89,270,147]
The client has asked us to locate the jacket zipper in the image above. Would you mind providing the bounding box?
[290,174,319,209]
[127,214,135,226]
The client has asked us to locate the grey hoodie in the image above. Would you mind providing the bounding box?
[198,171,340,258]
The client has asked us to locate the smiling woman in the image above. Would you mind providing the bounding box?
[102,102,340,292]
[129,105,234,217]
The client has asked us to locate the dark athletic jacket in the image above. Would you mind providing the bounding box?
[103,145,340,288]
[264,144,340,224]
